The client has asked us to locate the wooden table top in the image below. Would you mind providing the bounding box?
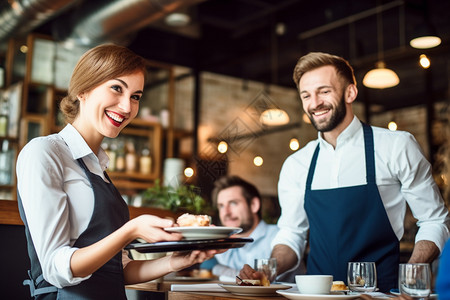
[127,280,290,299]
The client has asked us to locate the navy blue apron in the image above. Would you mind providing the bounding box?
[18,157,129,299]
[304,122,399,292]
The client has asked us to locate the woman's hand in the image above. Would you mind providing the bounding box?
[127,214,183,243]
[168,250,218,272]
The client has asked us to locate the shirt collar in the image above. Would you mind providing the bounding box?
[318,116,361,149]
[250,220,268,240]
[58,124,109,169]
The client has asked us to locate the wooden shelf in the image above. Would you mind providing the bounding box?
[0,199,179,226]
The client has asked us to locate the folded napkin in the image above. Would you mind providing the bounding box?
[170,283,226,292]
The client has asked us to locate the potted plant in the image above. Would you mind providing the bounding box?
[141,179,209,214]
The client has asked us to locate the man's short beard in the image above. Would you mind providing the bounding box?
[239,211,255,234]
[309,93,346,132]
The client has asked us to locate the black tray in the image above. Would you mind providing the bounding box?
[125,237,254,253]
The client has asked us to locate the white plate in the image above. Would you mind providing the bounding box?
[277,290,360,300]
[164,226,242,240]
[219,284,291,296]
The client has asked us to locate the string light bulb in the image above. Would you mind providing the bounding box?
[289,138,300,151]
[217,141,228,153]
[184,167,194,177]
[253,156,263,167]
[419,54,430,69]
[388,121,398,131]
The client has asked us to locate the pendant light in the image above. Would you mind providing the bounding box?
[363,6,399,89]
[409,23,441,49]
[409,2,441,50]
[260,21,289,126]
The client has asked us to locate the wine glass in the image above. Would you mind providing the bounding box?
[347,262,377,292]
[398,263,431,299]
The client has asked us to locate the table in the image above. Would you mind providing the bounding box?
[126,280,286,299]
[126,280,219,293]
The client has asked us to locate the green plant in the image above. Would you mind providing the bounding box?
[141,179,208,214]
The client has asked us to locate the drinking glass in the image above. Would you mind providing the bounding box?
[254,258,277,283]
[347,262,377,292]
[398,263,431,299]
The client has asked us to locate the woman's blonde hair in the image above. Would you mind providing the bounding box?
[292,52,356,89]
[60,44,146,123]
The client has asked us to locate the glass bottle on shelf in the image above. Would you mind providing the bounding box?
[108,141,117,172]
[139,145,152,175]
[102,141,117,172]
[0,96,9,137]
[0,139,13,185]
[125,140,137,173]
[115,139,126,172]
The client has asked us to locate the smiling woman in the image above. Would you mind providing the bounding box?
[15,44,219,300]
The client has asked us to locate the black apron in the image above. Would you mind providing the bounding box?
[18,158,129,299]
[304,122,399,292]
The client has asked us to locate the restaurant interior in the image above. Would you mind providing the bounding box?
[0,0,449,298]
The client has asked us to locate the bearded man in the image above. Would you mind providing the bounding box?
[239,52,450,292]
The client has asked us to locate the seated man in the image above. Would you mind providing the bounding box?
[205,175,302,281]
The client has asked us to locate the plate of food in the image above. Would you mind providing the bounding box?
[276,290,360,300]
[165,213,242,240]
[219,283,291,296]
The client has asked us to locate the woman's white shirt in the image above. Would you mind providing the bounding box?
[16,124,129,288]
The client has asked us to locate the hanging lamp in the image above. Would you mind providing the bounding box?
[363,6,399,89]
[260,22,289,126]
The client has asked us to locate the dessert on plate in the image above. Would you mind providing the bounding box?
[331,280,348,291]
[176,213,211,227]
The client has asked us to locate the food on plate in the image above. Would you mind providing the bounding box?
[238,279,262,286]
[176,268,215,279]
[331,280,348,291]
[176,213,210,227]
[237,275,270,287]
[191,269,215,278]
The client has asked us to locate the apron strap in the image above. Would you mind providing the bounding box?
[361,122,376,184]
[23,270,58,297]
[306,144,320,190]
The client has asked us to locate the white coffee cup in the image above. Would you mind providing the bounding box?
[295,275,333,294]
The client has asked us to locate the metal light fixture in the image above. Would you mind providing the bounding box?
[363,6,399,89]
[259,22,290,127]
[363,61,400,89]
[260,108,290,126]
[409,22,441,49]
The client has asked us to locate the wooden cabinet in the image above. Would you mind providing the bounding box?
[107,118,162,197]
